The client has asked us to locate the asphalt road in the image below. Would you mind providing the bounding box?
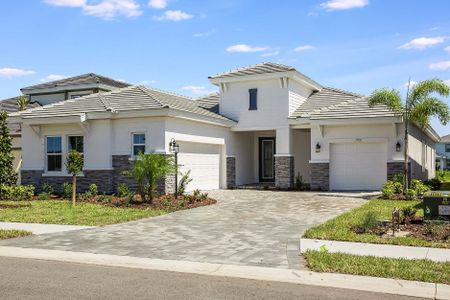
[0,257,424,300]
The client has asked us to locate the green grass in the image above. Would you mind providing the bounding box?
[0,200,166,226]
[0,229,32,240]
[304,199,450,248]
[304,250,450,284]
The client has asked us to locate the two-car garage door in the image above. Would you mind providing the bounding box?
[330,142,387,191]
[177,142,221,192]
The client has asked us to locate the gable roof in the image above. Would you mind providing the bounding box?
[209,62,296,80]
[1,96,42,135]
[12,85,234,124]
[290,87,398,120]
[196,92,220,113]
[21,73,130,93]
[440,134,450,143]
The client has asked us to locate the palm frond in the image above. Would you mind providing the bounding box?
[367,88,403,112]
[409,97,450,128]
[409,78,450,106]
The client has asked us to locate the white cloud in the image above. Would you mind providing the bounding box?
[40,74,67,82]
[226,44,268,53]
[44,0,85,7]
[399,36,447,50]
[445,46,450,53]
[261,51,279,57]
[0,68,36,78]
[429,61,450,71]
[181,86,215,96]
[321,0,369,11]
[155,10,193,21]
[401,80,417,90]
[193,30,215,38]
[294,45,315,52]
[44,0,142,19]
[444,79,450,86]
[148,0,167,9]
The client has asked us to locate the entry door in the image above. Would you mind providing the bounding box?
[259,137,275,182]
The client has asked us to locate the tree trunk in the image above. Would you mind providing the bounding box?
[72,175,76,206]
[403,117,409,193]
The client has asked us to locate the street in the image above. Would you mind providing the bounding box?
[0,257,423,300]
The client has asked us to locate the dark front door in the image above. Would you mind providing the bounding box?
[259,137,275,182]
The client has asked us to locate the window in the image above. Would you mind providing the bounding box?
[132,133,145,156]
[68,136,84,153]
[249,88,257,110]
[445,144,450,153]
[46,136,62,172]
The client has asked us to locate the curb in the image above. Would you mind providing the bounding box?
[0,246,448,299]
[300,238,450,262]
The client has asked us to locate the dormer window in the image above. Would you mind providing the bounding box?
[249,88,257,110]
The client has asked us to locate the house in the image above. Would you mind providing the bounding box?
[436,134,450,170]
[9,62,438,193]
[0,73,130,182]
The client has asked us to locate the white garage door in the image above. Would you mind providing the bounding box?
[178,143,221,191]
[330,142,387,191]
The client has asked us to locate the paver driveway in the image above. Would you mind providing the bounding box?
[0,190,365,269]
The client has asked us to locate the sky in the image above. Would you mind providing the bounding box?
[0,0,450,135]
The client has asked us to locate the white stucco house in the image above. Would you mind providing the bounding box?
[9,62,438,193]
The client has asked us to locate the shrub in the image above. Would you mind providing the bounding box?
[295,172,304,190]
[401,207,417,225]
[358,211,379,233]
[62,182,73,199]
[424,221,448,240]
[65,150,84,206]
[410,179,430,197]
[38,192,51,200]
[117,183,130,198]
[392,173,404,184]
[79,192,92,201]
[0,185,34,201]
[89,184,98,197]
[405,188,417,200]
[380,181,395,199]
[178,170,193,195]
[0,111,18,186]
[424,178,442,190]
[42,183,54,195]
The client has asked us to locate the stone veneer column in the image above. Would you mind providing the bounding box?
[387,161,411,181]
[275,155,294,189]
[310,163,329,191]
[226,156,236,188]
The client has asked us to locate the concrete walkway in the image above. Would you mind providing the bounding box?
[300,238,450,262]
[0,222,95,235]
[0,190,365,269]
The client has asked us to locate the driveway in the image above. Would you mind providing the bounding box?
[0,190,365,269]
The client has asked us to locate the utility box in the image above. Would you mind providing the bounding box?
[423,191,450,220]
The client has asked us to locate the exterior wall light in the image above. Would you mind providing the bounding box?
[315,142,321,153]
[396,141,401,152]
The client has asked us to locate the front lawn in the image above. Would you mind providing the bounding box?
[0,229,32,240]
[304,250,450,284]
[0,200,166,226]
[303,199,450,248]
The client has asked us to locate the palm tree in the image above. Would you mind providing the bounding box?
[17,95,29,111]
[368,78,450,191]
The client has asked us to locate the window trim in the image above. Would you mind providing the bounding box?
[249,88,257,110]
[445,143,450,153]
[67,135,84,154]
[45,135,63,173]
[131,132,146,157]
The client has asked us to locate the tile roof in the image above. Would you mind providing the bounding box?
[290,87,398,120]
[21,73,130,92]
[0,96,41,134]
[440,134,450,143]
[208,62,296,79]
[13,85,233,123]
[196,92,220,113]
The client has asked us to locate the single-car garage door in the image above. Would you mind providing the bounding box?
[178,142,221,191]
[330,142,387,191]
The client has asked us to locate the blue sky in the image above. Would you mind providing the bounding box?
[1,0,449,135]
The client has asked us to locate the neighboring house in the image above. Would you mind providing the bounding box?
[9,62,438,193]
[436,134,450,170]
[0,73,130,183]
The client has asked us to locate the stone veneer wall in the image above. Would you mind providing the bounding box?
[387,162,411,181]
[22,170,114,194]
[275,156,294,189]
[226,156,236,188]
[310,163,329,191]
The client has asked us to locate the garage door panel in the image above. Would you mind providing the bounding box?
[330,142,387,191]
[178,151,220,191]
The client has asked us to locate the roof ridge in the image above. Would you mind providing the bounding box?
[137,85,169,108]
[208,62,295,79]
[323,86,364,98]
[196,92,219,100]
[143,85,194,100]
[98,93,115,113]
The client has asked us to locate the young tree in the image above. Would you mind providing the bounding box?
[125,153,175,203]
[0,111,18,186]
[65,150,84,206]
[17,95,30,111]
[368,79,450,191]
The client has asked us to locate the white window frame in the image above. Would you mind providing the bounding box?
[45,135,63,173]
[67,135,84,154]
[131,132,146,157]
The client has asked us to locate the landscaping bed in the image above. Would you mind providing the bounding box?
[304,250,450,285]
[304,199,450,248]
[0,229,32,240]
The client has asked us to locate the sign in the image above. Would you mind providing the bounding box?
[438,205,450,216]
